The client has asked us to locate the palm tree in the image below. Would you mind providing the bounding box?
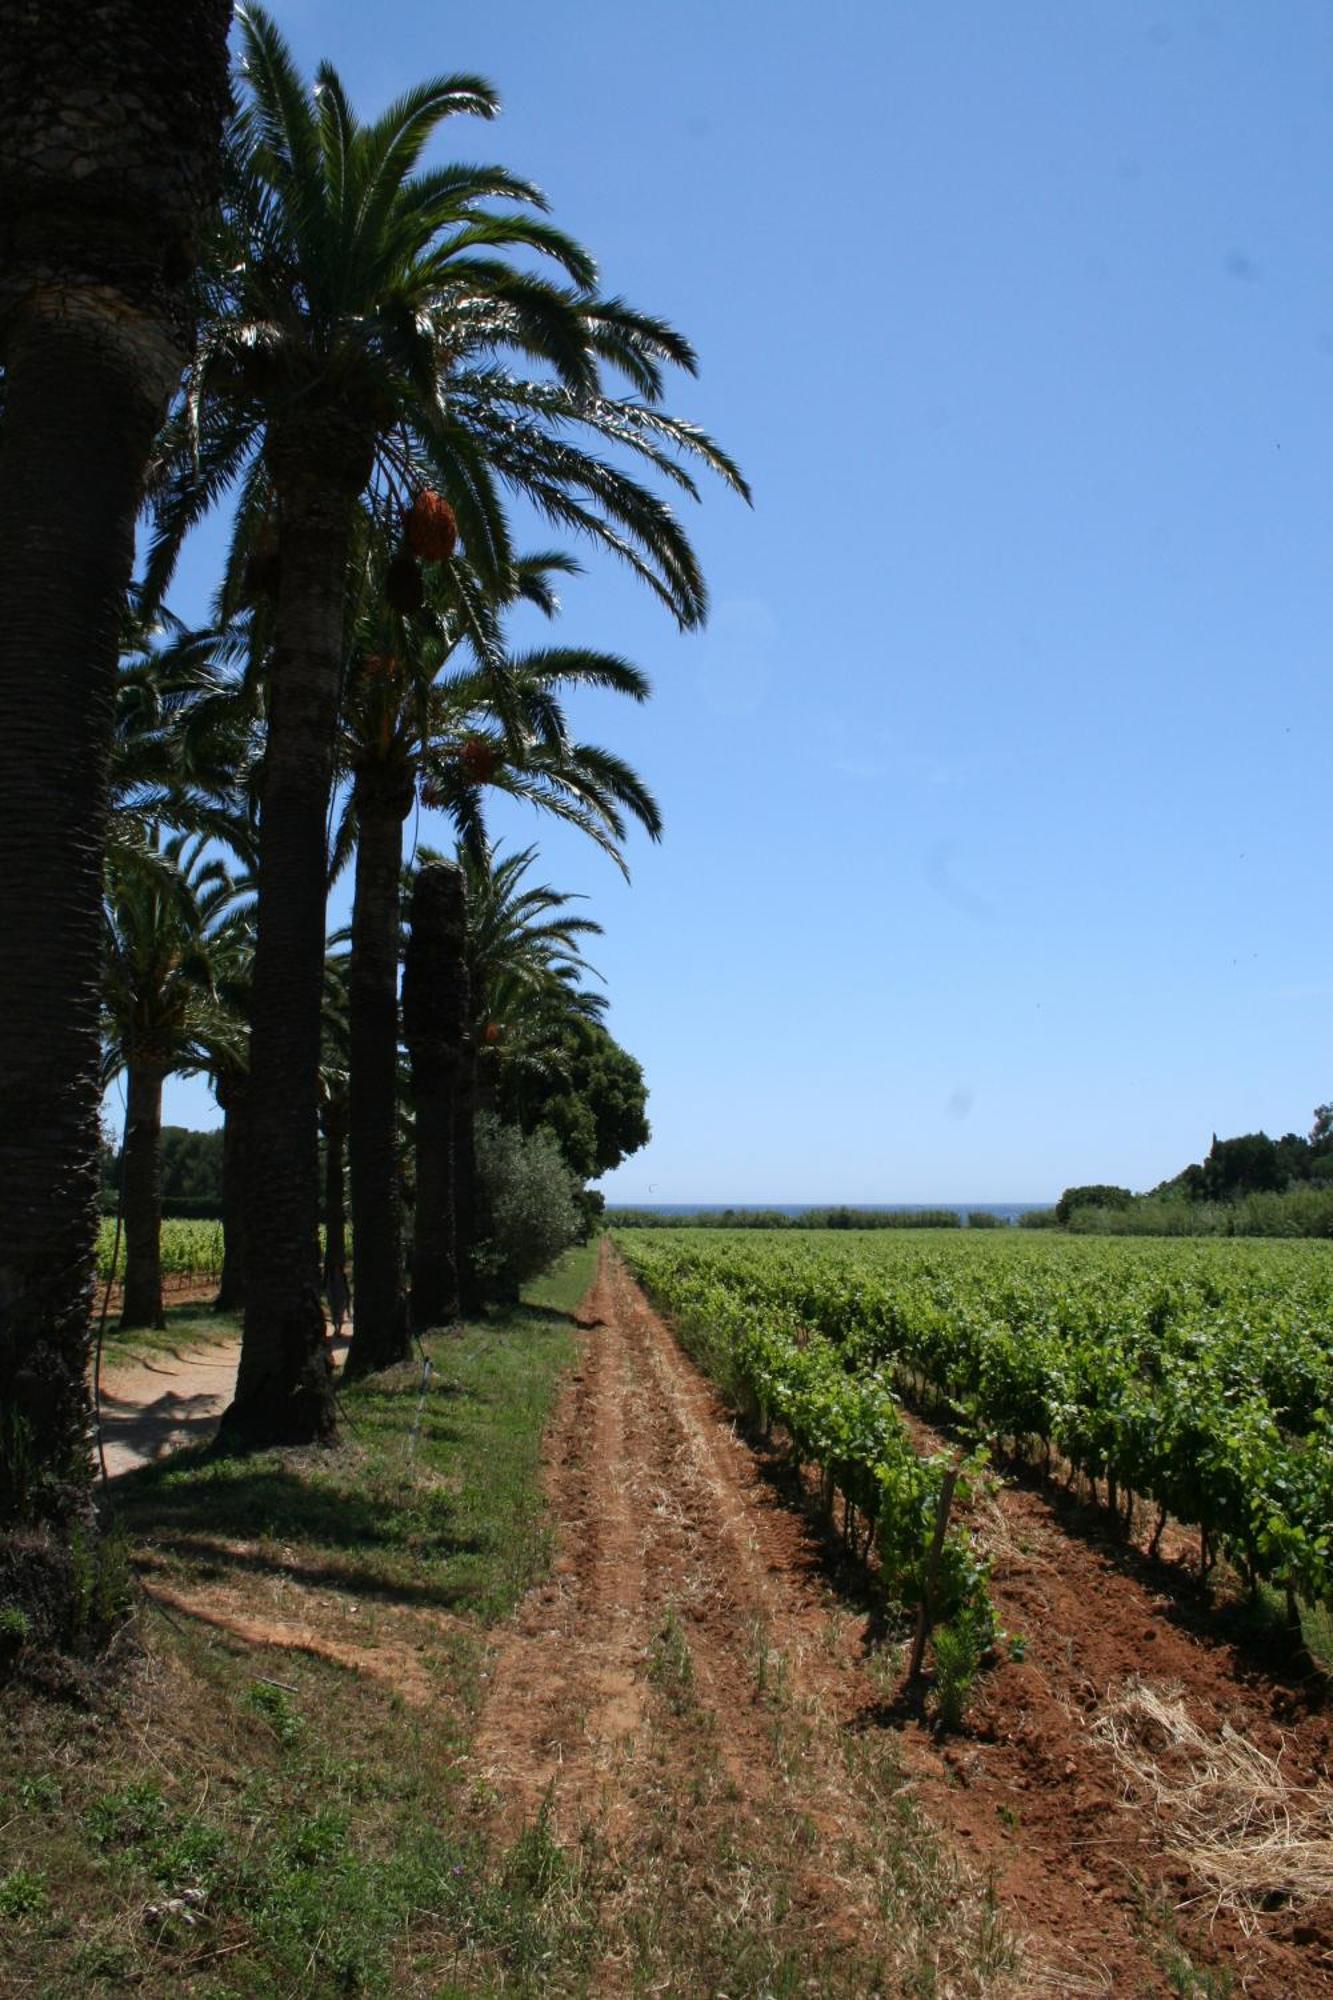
[402,862,470,1331]
[460,844,606,1312]
[102,837,249,1329]
[318,955,354,1339]
[199,910,258,1316]
[337,554,660,1375]
[0,5,232,1618]
[146,9,744,1446]
[401,843,605,1329]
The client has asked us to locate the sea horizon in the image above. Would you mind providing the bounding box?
[604,1200,1048,1218]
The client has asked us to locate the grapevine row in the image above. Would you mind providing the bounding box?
[621,1231,1333,1613]
[620,1240,993,1649]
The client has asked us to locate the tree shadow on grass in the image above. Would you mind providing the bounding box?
[135,1535,487,1611]
[113,1457,488,1611]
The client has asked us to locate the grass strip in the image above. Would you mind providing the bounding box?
[2,1293,581,1997]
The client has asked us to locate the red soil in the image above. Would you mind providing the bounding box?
[470,1246,1333,1994]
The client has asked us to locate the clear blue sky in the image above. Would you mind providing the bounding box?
[158,0,1333,1203]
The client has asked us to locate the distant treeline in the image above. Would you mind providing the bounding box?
[608,1206,974,1231]
[1022,1185,1333,1240]
[101,1125,224,1219]
[1022,1103,1333,1237]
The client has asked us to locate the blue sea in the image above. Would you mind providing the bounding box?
[607,1202,1045,1225]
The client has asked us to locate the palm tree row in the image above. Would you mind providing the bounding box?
[1,0,744,1648]
[148,6,744,1448]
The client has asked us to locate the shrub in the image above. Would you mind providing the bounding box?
[1055,1184,1133,1226]
[474,1113,581,1301]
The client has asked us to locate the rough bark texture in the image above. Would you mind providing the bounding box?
[455,1048,485,1318]
[403,864,470,1331]
[321,1092,350,1336]
[213,1070,247,1314]
[119,1060,165,1330]
[222,426,369,1450]
[343,774,412,1379]
[0,0,231,1648]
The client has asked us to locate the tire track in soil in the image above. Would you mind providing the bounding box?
[473,1247,1333,1997]
[470,1248,1021,1993]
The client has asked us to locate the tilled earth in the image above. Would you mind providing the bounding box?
[470,1246,1333,1996]
[112,1247,1333,1994]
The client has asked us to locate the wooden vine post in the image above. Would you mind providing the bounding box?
[907,1460,962,1684]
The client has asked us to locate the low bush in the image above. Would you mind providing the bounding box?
[474,1113,581,1301]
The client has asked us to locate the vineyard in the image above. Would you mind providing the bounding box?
[96,1217,224,1283]
[618,1227,1333,1631]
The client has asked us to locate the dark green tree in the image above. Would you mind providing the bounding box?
[1054,1184,1133,1227]
[1200,1132,1283,1200]
[500,1019,650,1182]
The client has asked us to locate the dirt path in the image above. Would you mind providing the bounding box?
[97,1334,350,1478]
[470,1246,1333,1997]
[468,1248,1014,1992]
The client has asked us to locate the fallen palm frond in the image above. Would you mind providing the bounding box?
[1095,1679,1333,1930]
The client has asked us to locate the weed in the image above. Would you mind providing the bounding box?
[931,1604,989,1732]
[0,1866,48,1921]
[0,1605,30,1646]
[83,1779,168,1850]
[247,1677,303,1747]
[649,1602,695,1712]
[16,1773,60,1813]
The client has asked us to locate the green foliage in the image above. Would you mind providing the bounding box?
[248,1680,304,1748]
[100,1121,225,1217]
[621,1238,993,1642]
[0,1868,49,1922]
[931,1601,991,1732]
[609,1206,966,1231]
[502,1019,650,1181]
[474,1112,581,1301]
[1201,1132,1284,1199]
[1068,1186,1333,1239]
[96,1216,223,1279]
[617,1228,1333,1614]
[1055,1184,1133,1225]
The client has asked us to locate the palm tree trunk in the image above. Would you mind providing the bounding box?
[344,774,412,1379]
[119,1060,166,1330]
[222,433,370,1450]
[321,1092,350,1334]
[0,315,139,1560]
[213,1070,247,1313]
[0,0,231,1644]
[403,863,469,1330]
[455,1046,486,1317]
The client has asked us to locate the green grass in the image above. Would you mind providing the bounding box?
[2,1295,582,1998]
[114,1306,577,1623]
[520,1238,598,1317]
[5,1237,1019,1998]
[96,1301,241,1366]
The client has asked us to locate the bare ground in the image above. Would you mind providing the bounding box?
[97,1333,350,1478]
[119,1246,1333,1995]
[467,1245,1333,1995]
